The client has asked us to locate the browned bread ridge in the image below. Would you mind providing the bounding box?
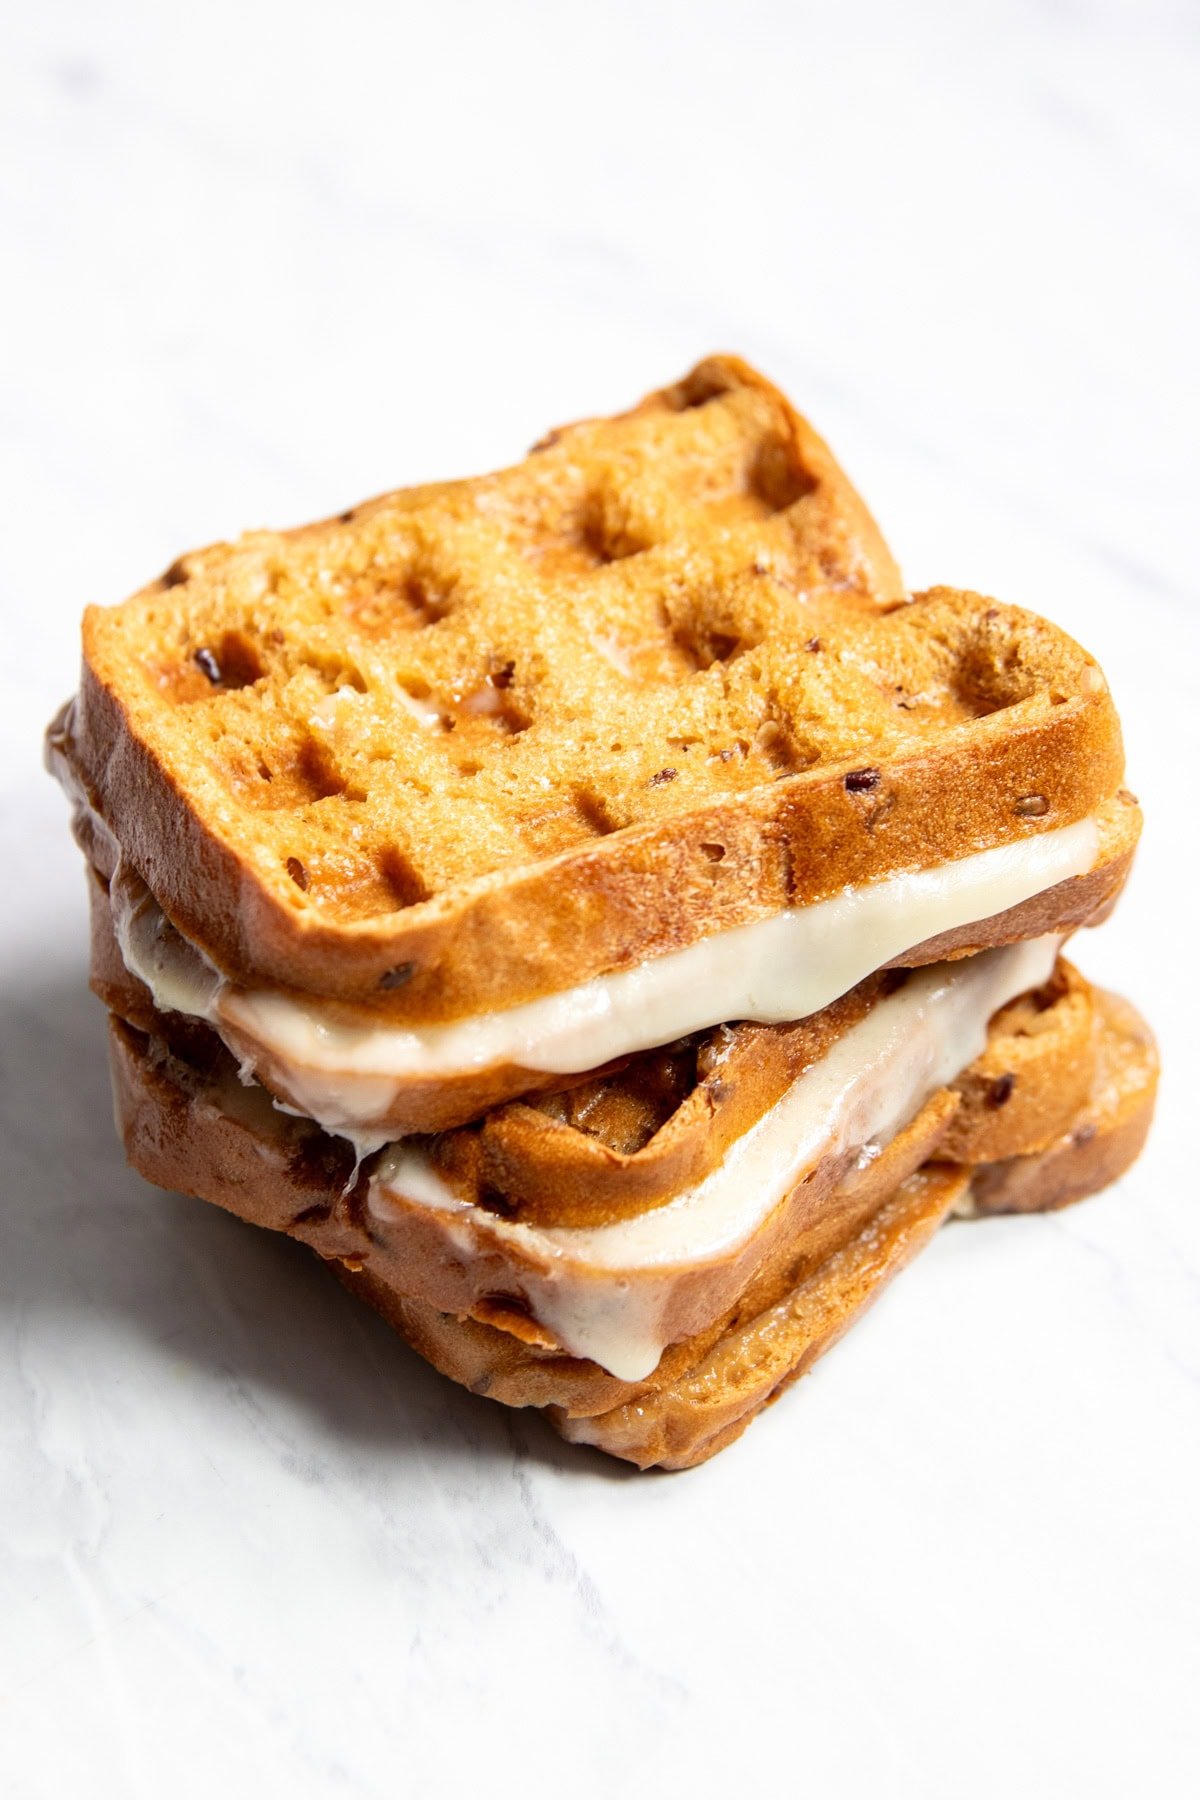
[50,355,1132,1026]
[102,964,1157,1468]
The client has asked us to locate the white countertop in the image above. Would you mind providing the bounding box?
[2,4,1197,1795]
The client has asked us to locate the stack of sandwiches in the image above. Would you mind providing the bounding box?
[47,357,1157,1468]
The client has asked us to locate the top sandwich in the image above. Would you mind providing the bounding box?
[48,356,1140,1138]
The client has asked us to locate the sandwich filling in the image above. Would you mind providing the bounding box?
[369,935,1060,1379]
[109,816,1098,1143]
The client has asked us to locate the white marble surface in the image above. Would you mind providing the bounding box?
[2,3,1198,1794]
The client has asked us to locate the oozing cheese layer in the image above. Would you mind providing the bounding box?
[110,819,1098,1142]
[370,936,1061,1380]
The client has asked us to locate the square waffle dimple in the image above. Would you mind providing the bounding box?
[51,356,1134,1030]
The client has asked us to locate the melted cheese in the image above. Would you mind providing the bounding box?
[369,936,1060,1379]
[111,817,1097,1140]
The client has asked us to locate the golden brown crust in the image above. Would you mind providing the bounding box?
[961,988,1158,1216]
[101,961,1155,1466]
[48,354,1131,1023]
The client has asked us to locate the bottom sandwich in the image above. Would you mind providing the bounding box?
[99,929,1156,1470]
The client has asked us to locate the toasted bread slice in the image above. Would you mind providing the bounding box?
[50,356,1132,1030]
[101,959,1156,1467]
